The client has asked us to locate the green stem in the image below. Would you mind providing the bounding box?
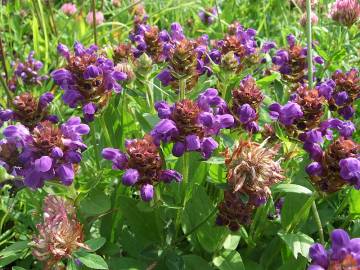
[311,201,325,244]
[92,0,98,45]
[306,0,313,88]
[179,78,186,101]
[35,0,49,73]
[0,72,12,103]
[0,36,8,82]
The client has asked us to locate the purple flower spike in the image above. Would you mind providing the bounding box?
[140,184,154,201]
[238,104,256,123]
[122,169,140,186]
[261,41,276,53]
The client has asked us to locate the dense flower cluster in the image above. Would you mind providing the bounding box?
[8,51,48,91]
[51,42,127,121]
[150,88,234,159]
[309,229,360,270]
[0,92,56,129]
[32,195,88,269]
[216,140,284,231]
[269,84,326,135]
[229,75,264,132]
[213,23,259,73]
[327,68,360,120]
[329,0,360,27]
[102,135,182,201]
[271,34,323,84]
[0,117,89,188]
[303,118,359,193]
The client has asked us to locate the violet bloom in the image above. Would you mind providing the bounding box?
[308,229,360,269]
[60,3,77,16]
[0,117,89,189]
[339,157,360,188]
[150,89,234,159]
[8,51,48,91]
[261,41,276,53]
[316,79,335,100]
[102,135,182,201]
[269,102,303,126]
[86,11,104,25]
[198,7,217,25]
[330,0,360,27]
[51,42,127,120]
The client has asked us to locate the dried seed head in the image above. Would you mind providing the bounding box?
[225,140,284,197]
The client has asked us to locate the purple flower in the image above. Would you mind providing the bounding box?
[261,41,276,53]
[159,169,183,183]
[303,142,323,161]
[83,103,97,122]
[122,169,140,186]
[140,184,154,201]
[102,148,128,170]
[334,91,349,106]
[306,162,323,176]
[170,22,185,42]
[339,158,360,188]
[286,34,296,48]
[309,229,360,269]
[269,102,303,126]
[52,42,126,120]
[198,7,217,25]
[316,79,335,100]
[157,69,173,86]
[238,104,256,123]
[151,89,233,159]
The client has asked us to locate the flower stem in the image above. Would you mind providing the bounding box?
[0,36,8,83]
[311,201,325,244]
[306,0,313,89]
[92,0,98,45]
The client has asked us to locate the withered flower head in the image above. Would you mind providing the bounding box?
[113,42,134,64]
[217,139,284,231]
[225,140,284,198]
[32,195,88,269]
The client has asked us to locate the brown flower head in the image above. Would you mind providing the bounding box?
[291,85,326,131]
[309,137,359,193]
[32,195,88,269]
[113,42,134,64]
[12,92,54,130]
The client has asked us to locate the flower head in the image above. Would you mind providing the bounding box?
[308,229,360,269]
[330,0,360,27]
[151,89,233,159]
[217,139,284,231]
[86,11,104,25]
[51,42,127,120]
[0,117,89,189]
[8,51,48,91]
[230,75,264,132]
[60,3,77,16]
[102,135,182,201]
[32,195,88,269]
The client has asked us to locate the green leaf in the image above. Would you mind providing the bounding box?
[80,190,111,216]
[256,72,281,87]
[213,250,245,270]
[75,251,108,269]
[182,255,212,270]
[204,156,225,164]
[223,234,241,250]
[182,185,228,253]
[108,257,147,270]
[0,241,29,257]
[12,267,27,270]
[349,189,360,215]
[85,237,106,252]
[0,254,22,268]
[278,232,314,259]
[272,184,312,196]
[66,259,78,270]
